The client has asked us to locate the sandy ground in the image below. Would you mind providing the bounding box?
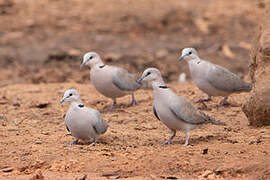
[0,0,263,84]
[0,82,269,179]
[0,0,269,179]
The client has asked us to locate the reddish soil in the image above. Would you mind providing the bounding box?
[0,82,269,179]
[0,0,269,179]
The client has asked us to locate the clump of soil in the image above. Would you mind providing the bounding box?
[242,4,270,126]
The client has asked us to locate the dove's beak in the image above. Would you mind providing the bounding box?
[80,62,85,70]
[138,76,144,82]
[178,55,187,62]
[59,97,66,104]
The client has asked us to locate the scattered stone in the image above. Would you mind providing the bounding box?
[224,127,232,131]
[167,176,178,179]
[227,139,238,144]
[102,171,120,178]
[249,139,262,145]
[35,141,42,144]
[29,170,44,180]
[2,167,13,173]
[77,174,87,180]
[13,103,20,107]
[109,175,120,179]
[202,148,208,155]
[30,102,50,109]
[201,170,212,178]
[214,167,227,175]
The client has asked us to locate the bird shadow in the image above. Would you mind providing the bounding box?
[100,99,151,113]
[169,134,225,146]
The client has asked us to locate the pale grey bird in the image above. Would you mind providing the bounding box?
[80,52,141,111]
[178,48,252,106]
[138,68,225,146]
[60,89,108,145]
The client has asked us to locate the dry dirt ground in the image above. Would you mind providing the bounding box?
[0,0,270,179]
[0,82,269,179]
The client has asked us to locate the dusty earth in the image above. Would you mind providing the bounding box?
[0,0,270,179]
[0,83,269,180]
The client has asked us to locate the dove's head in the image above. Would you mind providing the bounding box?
[138,68,162,82]
[60,89,81,104]
[178,48,198,62]
[80,52,103,69]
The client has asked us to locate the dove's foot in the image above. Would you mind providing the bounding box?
[130,93,138,106]
[218,96,230,106]
[161,130,176,145]
[183,132,190,146]
[67,139,78,145]
[108,99,117,112]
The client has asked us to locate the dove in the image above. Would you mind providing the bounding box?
[138,68,225,146]
[60,89,108,145]
[80,52,141,111]
[178,48,252,106]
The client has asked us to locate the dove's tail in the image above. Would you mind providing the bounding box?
[202,113,226,125]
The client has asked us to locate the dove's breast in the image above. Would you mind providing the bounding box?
[90,66,127,98]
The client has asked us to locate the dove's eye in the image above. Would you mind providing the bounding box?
[89,56,93,60]
[69,93,73,96]
[147,72,151,76]
[188,51,192,55]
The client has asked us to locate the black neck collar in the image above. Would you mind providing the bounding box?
[99,64,106,68]
[159,85,168,89]
[78,104,84,108]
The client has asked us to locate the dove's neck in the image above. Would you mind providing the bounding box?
[187,56,201,65]
[70,99,82,107]
[91,58,105,69]
[152,78,166,91]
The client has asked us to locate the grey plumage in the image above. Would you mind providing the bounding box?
[178,48,252,105]
[60,89,108,145]
[153,105,160,121]
[138,68,225,146]
[207,65,252,93]
[169,96,225,125]
[80,52,141,111]
[112,68,141,91]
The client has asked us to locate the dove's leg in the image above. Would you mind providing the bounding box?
[109,98,117,112]
[130,93,138,106]
[162,130,176,145]
[206,94,211,101]
[219,96,229,106]
[91,138,98,146]
[183,132,190,146]
[68,138,78,145]
[196,94,211,103]
[196,94,211,107]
